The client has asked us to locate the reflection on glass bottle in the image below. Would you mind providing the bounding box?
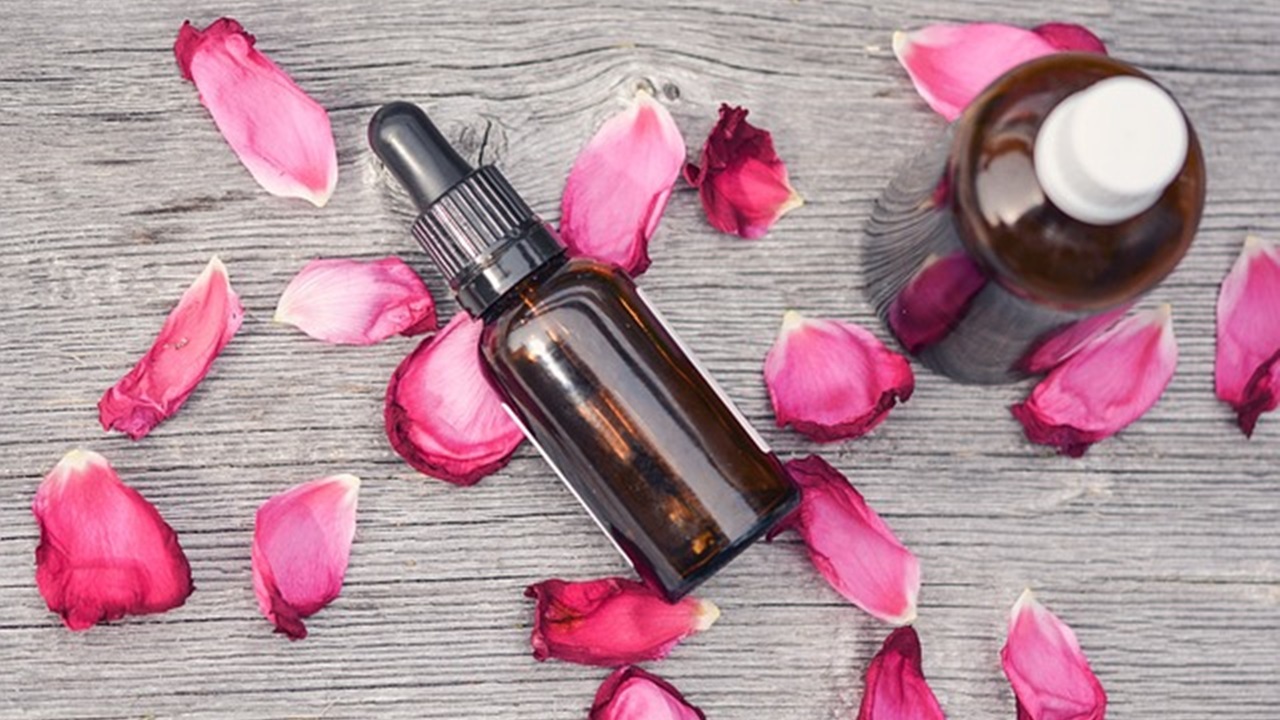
[864,53,1206,384]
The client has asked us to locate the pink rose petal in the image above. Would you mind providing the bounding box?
[590,666,706,720]
[893,22,1107,121]
[684,104,802,239]
[524,577,719,667]
[175,17,338,206]
[887,253,987,354]
[385,311,523,485]
[33,450,193,631]
[274,257,437,345]
[764,311,914,442]
[857,626,946,720]
[768,456,920,625]
[1012,306,1177,457]
[252,474,360,639]
[560,92,686,275]
[1216,236,1280,436]
[1001,590,1107,720]
[1017,305,1131,376]
[99,257,244,440]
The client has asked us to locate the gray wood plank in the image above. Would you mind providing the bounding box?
[1,0,1277,718]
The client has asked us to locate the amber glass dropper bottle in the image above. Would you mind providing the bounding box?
[369,102,797,601]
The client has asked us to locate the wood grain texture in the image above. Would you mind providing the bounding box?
[1,0,1278,718]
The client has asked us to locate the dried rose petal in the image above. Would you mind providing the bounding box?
[887,253,987,354]
[1011,306,1177,457]
[764,311,914,442]
[99,257,244,440]
[33,450,193,631]
[769,456,920,625]
[274,257,437,345]
[1001,590,1107,720]
[857,626,946,720]
[252,474,360,639]
[1216,236,1280,436]
[684,104,802,239]
[893,22,1107,121]
[590,666,706,720]
[385,311,523,485]
[175,18,338,206]
[524,577,719,667]
[1017,305,1131,375]
[560,92,685,275]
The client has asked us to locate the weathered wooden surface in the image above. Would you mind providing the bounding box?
[1,0,1277,718]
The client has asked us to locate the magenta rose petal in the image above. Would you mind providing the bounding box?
[857,626,946,720]
[769,456,920,625]
[1001,590,1107,720]
[1216,235,1280,435]
[524,577,719,667]
[1032,23,1107,53]
[892,22,1107,121]
[560,91,686,275]
[385,311,524,485]
[274,257,437,345]
[99,257,244,440]
[252,474,360,640]
[589,666,707,720]
[175,17,338,206]
[33,450,193,631]
[887,253,987,354]
[1012,306,1177,457]
[1237,350,1280,437]
[764,311,914,442]
[683,104,802,239]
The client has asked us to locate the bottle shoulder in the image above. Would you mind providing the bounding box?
[479,257,637,355]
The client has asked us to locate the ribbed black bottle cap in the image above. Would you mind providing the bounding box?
[369,102,564,316]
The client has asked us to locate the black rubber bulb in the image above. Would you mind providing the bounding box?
[368,102,474,211]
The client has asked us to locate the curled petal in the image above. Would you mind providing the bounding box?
[385,312,523,485]
[1012,306,1177,457]
[893,23,1107,121]
[887,253,987,354]
[1237,350,1280,438]
[252,475,360,639]
[99,257,244,440]
[590,666,706,720]
[524,577,719,667]
[769,456,920,625]
[1017,305,1131,375]
[33,450,193,630]
[684,104,802,239]
[275,257,437,345]
[1001,590,1106,720]
[560,92,685,275]
[175,18,338,206]
[1216,236,1280,435]
[858,627,946,720]
[764,311,914,442]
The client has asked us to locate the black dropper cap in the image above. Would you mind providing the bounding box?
[369,102,564,316]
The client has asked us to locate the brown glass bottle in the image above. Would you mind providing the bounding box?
[479,255,795,598]
[864,53,1206,383]
[369,102,797,600]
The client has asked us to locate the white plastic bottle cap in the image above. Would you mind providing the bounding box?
[1034,76,1189,225]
